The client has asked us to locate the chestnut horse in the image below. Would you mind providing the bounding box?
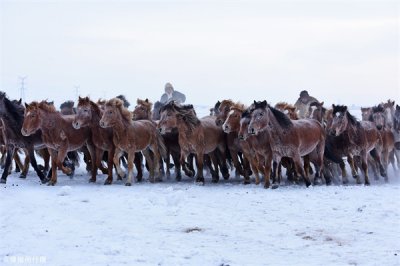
[22,101,96,185]
[72,97,117,184]
[215,99,245,177]
[328,105,386,185]
[223,104,262,184]
[100,98,166,186]
[249,100,325,188]
[0,93,48,184]
[369,105,395,180]
[158,101,228,184]
[394,105,400,167]
[274,102,299,120]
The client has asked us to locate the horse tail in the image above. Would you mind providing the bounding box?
[156,132,168,160]
[324,141,343,164]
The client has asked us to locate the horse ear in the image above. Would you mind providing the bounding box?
[396,104,400,110]
[217,100,221,105]
[332,104,336,109]
[145,98,149,103]
[254,100,257,105]
[17,98,22,105]
[343,106,347,112]
[25,103,29,108]
[320,101,324,106]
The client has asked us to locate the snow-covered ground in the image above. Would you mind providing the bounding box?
[1,106,399,266]
[1,167,399,266]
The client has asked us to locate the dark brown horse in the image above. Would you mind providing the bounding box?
[100,98,166,185]
[158,101,228,184]
[0,92,48,184]
[249,100,325,188]
[72,97,116,184]
[134,98,184,180]
[394,105,400,166]
[22,101,96,185]
[328,104,386,185]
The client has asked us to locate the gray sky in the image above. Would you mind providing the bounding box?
[1,0,399,109]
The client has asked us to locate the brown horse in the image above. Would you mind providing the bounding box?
[369,105,395,181]
[215,99,245,177]
[133,98,153,121]
[21,101,96,185]
[382,100,395,129]
[72,97,117,184]
[361,107,372,122]
[274,102,299,120]
[328,104,386,185]
[158,101,228,184]
[99,98,166,186]
[223,104,262,184]
[248,100,325,188]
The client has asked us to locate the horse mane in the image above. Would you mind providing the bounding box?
[214,101,221,110]
[241,109,252,119]
[219,99,235,111]
[371,105,384,114]
[116,95,130,108]
[333,105,359,126]
[78,97,102,117]
[0,92,24,125]
[97,99,106,106]
[106,98,132,122]
[60,100,74,110]
[230,102,245,112]
[160,101,200,130]
[136,98,153,111]
[274,102,290,110]
[26,101,57,113]
[269,106,293,128]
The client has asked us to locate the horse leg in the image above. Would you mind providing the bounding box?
[134,152,143,182]
[370,148,386,180]
[195,152,205,185]
[293,155,311,187]
[164,148,170,179]
[217,146,230,180]
[249,155,261,185]
[181,152,194,178]
[113,149,126,180]
[47,149,58,186]
[241,153,251,185]
[361,152,371,185]
[17,148,30,179]
[150,143,162,182]
[125,151,135,186]
[104,147,115,185]
[0,147,15,183]
[263,155,273,189]
[271,161,279,186]
[172,151,182,181]
[347,155,360,183]
[142,149,156,182]
[229,147,243,178]
[28,147,48,183]
[209,152,220,183]
[13,151,23,173]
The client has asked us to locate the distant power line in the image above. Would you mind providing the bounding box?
[18,76,27,102]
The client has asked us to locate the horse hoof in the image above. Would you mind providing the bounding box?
[364,182,370,186]
[195,177,205,185]
[19,174,27,179]
[0,178,6,184]
[313,178,323,186]
[125,182,131,186]
[47,181,56,186]
[271,184,279,189]
[104,179,112,185]
[305,181,311,187]
[40,178,49,184]
[223,173,230,180]
[88,178,96,183]
[211,178,219,183]
[243,180,251,185]
[264,183,270,189]
[175,174,182,182]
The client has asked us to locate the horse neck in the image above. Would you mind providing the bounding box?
[111,116,129,139]
[89,105,102,126]
[39,109,62,132]
[265,108,286,135]
[1,112,22,140]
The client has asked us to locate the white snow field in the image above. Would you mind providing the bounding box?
[1,167,399,266]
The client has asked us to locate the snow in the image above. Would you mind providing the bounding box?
[1,167,400,266]
[1,106,399,265]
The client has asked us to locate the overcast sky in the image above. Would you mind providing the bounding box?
[0,0,399,109]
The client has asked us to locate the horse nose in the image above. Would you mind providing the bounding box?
[21,128,27,136]
[100,121,105,128]
[249,127,255,135]
[158,127,163,133]
[238,134,244,140]
[223,124,229,131]
[377,125,383,130]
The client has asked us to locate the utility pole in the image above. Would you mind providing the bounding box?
[19,76,27,102]
[74,85,80,99]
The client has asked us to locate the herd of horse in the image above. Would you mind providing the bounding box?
[0,91,399,189]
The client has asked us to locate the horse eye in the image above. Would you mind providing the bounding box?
[108,111,112,114]
[84,109,88,112]
[259,112,263,116]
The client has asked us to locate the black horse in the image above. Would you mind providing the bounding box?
[0,92,48,183]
